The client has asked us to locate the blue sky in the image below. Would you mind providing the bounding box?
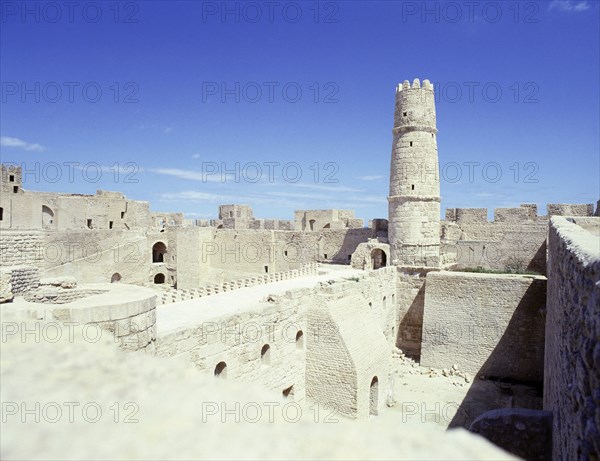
[1,0,599,222]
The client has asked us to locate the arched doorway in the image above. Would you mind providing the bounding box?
[154,273,165,284]
[371,249,387,269]
[42,205,54,228]
[111,273,121,283]
[370,376,379,416]
[152,242,167,263]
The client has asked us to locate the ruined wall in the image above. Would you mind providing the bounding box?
[421,271,546,384]
[544,216,600,461]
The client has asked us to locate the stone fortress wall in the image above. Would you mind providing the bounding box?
[442,202,598,275]
[1,77,599,459]
[544,215,600,460]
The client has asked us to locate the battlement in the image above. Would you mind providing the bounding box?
[396,79,434,93]
[445,202,597,224]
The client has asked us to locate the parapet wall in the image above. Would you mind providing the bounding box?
[421,271,547,384]
[159,263,318,305]
[544,216,600,460]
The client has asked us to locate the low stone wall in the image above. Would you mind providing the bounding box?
[158,263,318,305]
[421,271,546,384]
[1,265,40,295]
[6,284,158,354]
[544,216,600,460]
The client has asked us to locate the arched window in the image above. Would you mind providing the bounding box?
[260,344,271,365]
[282,385,294,399]
[309,219,316,231]
[214,361,227,378]
[154,273,165,284]
[152,242,167,263]
[42,205,54,228]
[371,249,387,270]
[111,273,121,283]
[370,376,379,416]
[295,330,304,350]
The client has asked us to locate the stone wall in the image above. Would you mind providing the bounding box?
[421,271,546,384]
[40,229,150,285]
[4,266,40,294]
[306,267,396,418]
[395,269,427,359]
[0,230,46,268]
[544,216,600,460]
[156,289,308,402]
[442,205,549,274]
[156,266,396,418]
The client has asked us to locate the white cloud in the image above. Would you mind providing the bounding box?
[357,175,384,181]
[191,154,200,159]
[289,183,363,193]
[149,168,222,182]
[0,136,45,152]
[548,0,590,12]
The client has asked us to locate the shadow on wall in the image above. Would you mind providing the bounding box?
[527,241,546,275]
[396,282,426,361]
[448,282,546,430]
[323,228,378,263]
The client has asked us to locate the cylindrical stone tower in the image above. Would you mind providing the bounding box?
[388,78,440,268]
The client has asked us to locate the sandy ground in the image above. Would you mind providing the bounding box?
[381,351,542,431]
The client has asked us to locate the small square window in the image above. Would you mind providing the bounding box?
[403,112,407,117]
[13,186,18,193]
[9,175,14,182]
